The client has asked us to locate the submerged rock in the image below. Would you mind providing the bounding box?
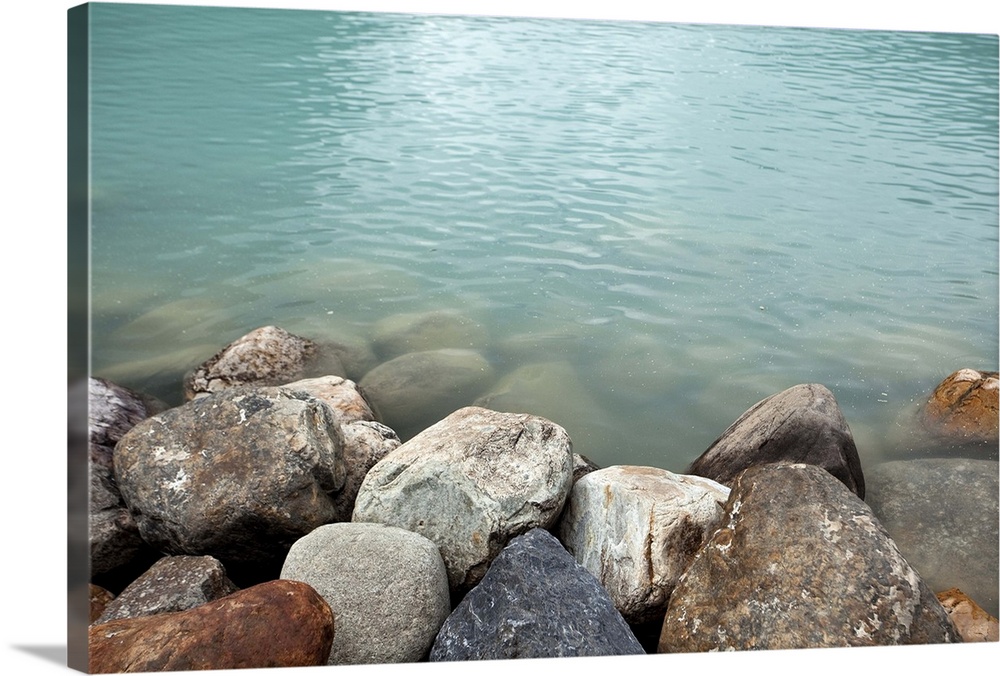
[473,360,618,462]
[919,368,999,447]
[865,458,999,617]
[183,325,327,400]
[659,463,959,652]
[352,406,574,595]
[429,528,645,660]
[371,310,489,360]
[88,579,334,673]
[359,348,495,440]
[687,383,865,499]
[281,522,450,665]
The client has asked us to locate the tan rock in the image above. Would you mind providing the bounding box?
[919,369,999,444]
[89,585,114,624]
[88,580,334,673]
[936,587,999,642]
[283,375,378,426]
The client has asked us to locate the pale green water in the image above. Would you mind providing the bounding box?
[87,4,998,472]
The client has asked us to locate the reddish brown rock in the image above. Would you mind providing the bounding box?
[919,369,999,445]
[937,588,999,642]
[88,579,334,673]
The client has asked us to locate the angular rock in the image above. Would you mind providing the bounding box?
[659,463,959,652]
[90,442,154,578]
[359,349,495,440]
[88,378,164,578]
[88,579,334,672]
[372,310,489,360]
[429,528,645,660]
[572,453,600,483]
[919,368,999,446]
[865,458,999,617]
[353,406,574,594]
[89,377,166,448]
[331,420,401,522]
[282,375,401,520]
[557,465,730,625]
[282,375,378,426]
[95,555,238,624]
[936,588,999,642]
[183,325,320,400]
[687,383,865,499]
[114,386,346,572]
[281,522,450,664]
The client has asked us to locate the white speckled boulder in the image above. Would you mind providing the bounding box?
[352,406,574,594]
[114,387,346,572]
[557,465,730,625]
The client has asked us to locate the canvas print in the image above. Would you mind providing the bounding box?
[69,2,999,672]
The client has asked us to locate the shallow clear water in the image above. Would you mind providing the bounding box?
[88,5,998,472]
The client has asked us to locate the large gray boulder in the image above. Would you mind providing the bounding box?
[687,383,865,499]
[352,406,574,595]
[429,528,645,660]
[281,522,450,665]
[659,463,960,652]
[95,555,238,624]
[114,387,346,572]
[359,348,495,440]
[865,458,999,617]
[557,465,730,626]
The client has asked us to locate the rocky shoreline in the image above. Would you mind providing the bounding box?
[77,318,999,672]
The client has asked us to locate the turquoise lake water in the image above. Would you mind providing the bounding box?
[87,4,998,472]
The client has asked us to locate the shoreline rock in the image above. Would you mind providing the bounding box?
[687,383,865,499]
[84,331,997,662]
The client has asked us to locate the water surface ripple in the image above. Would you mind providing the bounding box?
[89,6,998,470]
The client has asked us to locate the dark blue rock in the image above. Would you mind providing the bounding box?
[429,528,645,660]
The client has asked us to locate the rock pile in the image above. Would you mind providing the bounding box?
[83,322,998,670]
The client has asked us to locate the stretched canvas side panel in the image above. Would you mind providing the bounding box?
[67,2,91,672]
